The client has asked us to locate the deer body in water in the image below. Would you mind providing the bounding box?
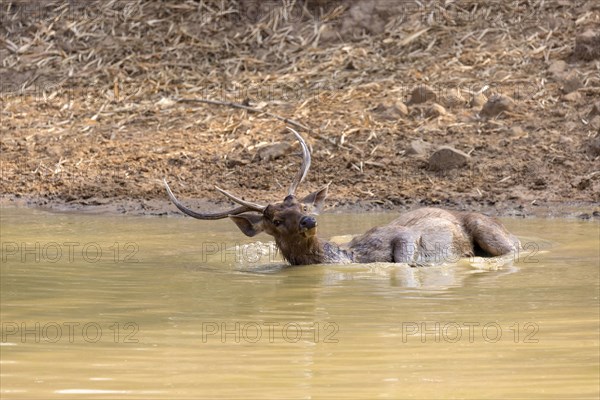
[164,128,519,266]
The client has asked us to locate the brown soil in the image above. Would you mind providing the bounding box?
[1,1,599,218]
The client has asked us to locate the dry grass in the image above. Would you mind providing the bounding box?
[1,0,599,213]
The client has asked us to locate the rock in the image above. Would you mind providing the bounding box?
[587,101,600,119]
[574,177,591,190]
[480,94,515,118]
[586,136,600,157]
[425,103,447,118]
[564,121,579,132]
[395,101,409,116]
[573,30,600,61]
[531,178,547,190]
[339,0,387,37]
[257,142,292,161]
[155,97,176,108]
[563,91,582,102]
[371,102,407,121]
[440,88,466,108]
[548,60,567,77]
[509,126,528,139]
[233,135,252,150]
[561,74,583,94]
[405,139,432,156]
[559,136,574,146]
[590,116,600,130]
[167,157,185,167]
[225,157,246,168]
[408,84,437,105]
[469,92,487,108]
[428,146,470,171]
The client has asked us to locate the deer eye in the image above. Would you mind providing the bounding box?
[273,220,283,227]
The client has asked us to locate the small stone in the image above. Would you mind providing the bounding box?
[586,136,600,157]
[531,178,547,190]
[225,157,246,168]
[405,139,432,156]
[234,136,252,149]
[564,121,579,132]
[548,60,567,76]
[559,136,574,145]
[469,93,487,108]
[425,103,447,118]
[408,84,437,105]
[561,74,583,94]
[587,101,600,119]
[155,97,176,108]
[563,91,582,102]
[480,94,515,118]
[371,102,407,121]
[345,60,356,70]
[428,146,470,171]
[573,30,600,61]
[167,157,185,167]
[509,126,528,139]
[395,101,409,116]
[440,89,466,108]
[575,178,591,190]
[257,142,292,161]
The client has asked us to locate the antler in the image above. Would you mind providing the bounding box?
[214,186,266,212]
[287,127,311,197]
[163,179,263,220]
[164,126,311,217]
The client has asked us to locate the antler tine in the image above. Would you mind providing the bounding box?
[287,127,311,197]
[214,186,266,212]
[164,179,257,220]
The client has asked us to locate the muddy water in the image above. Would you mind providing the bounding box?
[1,208,598,399]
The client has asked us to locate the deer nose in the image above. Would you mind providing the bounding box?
[299,216,317,230]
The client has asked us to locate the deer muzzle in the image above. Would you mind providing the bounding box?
[299,215,317,236]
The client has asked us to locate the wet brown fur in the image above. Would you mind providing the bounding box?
[229,191,519,266]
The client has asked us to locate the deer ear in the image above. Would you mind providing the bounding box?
[300,184,329,214]
[229,214,265,237]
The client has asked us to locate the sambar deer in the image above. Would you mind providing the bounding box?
[164,128,519,266]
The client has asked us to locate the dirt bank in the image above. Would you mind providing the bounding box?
[1,1,599,218]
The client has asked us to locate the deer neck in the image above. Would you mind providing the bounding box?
[275,236,353,265]
[275,235,325,265]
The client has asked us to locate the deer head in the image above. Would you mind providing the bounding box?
[164,128,330,265]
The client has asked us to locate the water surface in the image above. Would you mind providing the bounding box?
[1,208,598,399]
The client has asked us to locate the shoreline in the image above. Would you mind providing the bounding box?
[2,195,598,220]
